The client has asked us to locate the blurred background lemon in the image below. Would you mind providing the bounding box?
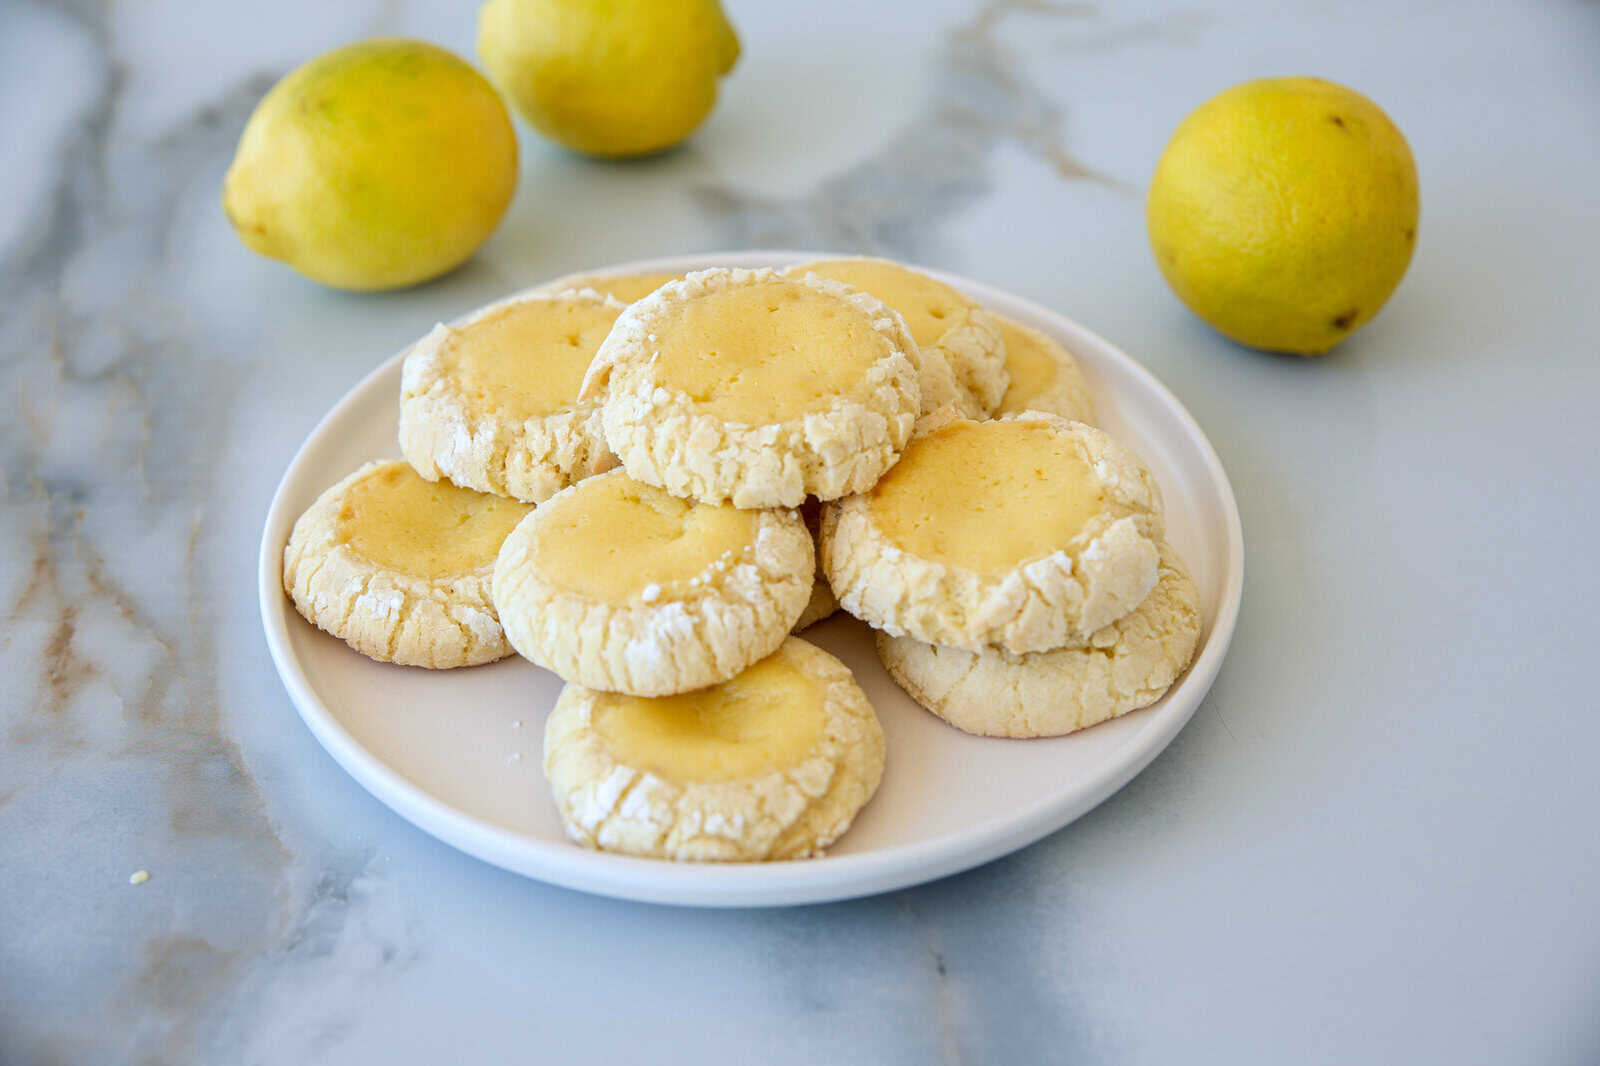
[223,38,518,291]
[1146,77,1419,355]
[478,0,740,159]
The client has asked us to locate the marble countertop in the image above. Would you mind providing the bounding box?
[4,0,1599,1062]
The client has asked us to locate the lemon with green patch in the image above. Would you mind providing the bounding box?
[1147,77,1419,355]
[223,39,518,291]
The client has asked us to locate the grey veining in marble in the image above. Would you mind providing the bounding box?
[4,0,1600,1063]
[695,0,1126,254]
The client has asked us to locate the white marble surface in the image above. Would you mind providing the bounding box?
[3,0,1598,1061]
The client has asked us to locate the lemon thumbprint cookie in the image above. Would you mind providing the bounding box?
[822,414,1165,654]
[400,289,624,504]
[544,637,885,861]
[283,461,531,668]
[583,268,920,508]
[492,469,813,696]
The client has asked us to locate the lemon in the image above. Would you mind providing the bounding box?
[223,39,518,291]
[1146,77,1419,355]
[478,0,739,159]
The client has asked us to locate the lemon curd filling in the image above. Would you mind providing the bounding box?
[869,420,1105,575]
[338,463,531,579]
[997,320,1062,412]
[651,281,883,423]
[531,471,761,603]
[577,271,684,304]
[798,259,975,348]
[447,298,622,421]
[591,649,825,782]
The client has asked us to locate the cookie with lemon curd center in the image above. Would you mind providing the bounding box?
[876,542,1202,738]
[871,421,1106,575]
[337,461,529,577]
[652,280,891,422]
[790,257,1008,416]
[530,474,754,603]
[585,267,919,508]
[592,652,826,784]
[400,289,624,504]
[544,636,886,862]
[283,460,531,668]
[492,469,813,697]
[822,413,1165,654]
[993,314,1098,425]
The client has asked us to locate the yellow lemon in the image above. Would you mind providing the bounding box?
[478,0,739,159]
[223,39,518,291]
[1146,77,1419,355]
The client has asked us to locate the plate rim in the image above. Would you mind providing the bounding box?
[258,249,1245,907]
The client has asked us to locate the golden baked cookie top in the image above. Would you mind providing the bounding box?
[543,636,886,861]
[823,413,1165,653]
[400,289,624,503]
[587,267,920,507]
[588,648,826,784]
[284,461,531,668]
[492,468,813,696]
[792,257,973,353]
[517,470,772,606]
[869,418,1111,574]
[439,292,621,421]
[338,461,530,578]
[993,315,1097,424]
[646,276,896,423]
[788,256,1008,415]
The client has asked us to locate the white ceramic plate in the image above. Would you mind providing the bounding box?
[259,251,1243,907]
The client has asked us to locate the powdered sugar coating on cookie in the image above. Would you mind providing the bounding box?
[876,543,1200,737]
[493,470,814,696]
[283,461,529,668]
[583,267,920,508]
[400,289,624,504]
[543,636,886,861]
[822,413,1165,653]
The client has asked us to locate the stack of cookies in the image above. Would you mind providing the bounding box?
[282,257,1200,864]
